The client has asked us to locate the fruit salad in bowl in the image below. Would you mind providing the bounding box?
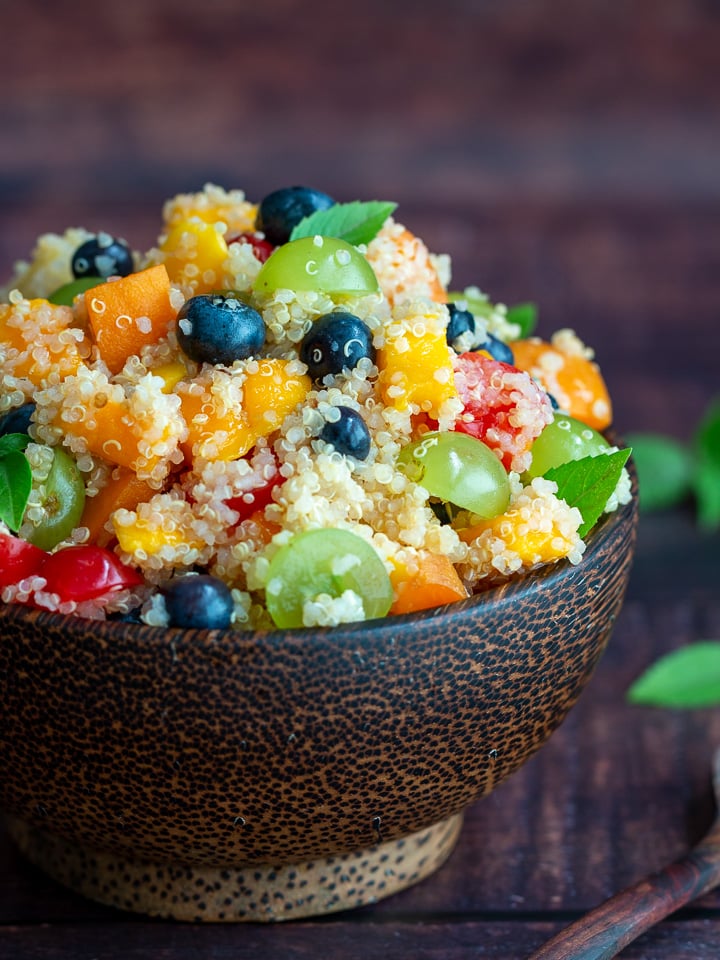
[0,184,637,921]
[0,183,630,631]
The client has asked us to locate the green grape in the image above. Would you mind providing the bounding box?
[524,414,610,480]
[26,447,86,550]
[398,431,510,518]
[253,237,379,296]
[47,276,104,306]
[265,528,392,629]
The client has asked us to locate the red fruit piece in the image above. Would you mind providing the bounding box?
[453,352,553,473]
[0,533,47,588]
[226,468,283,525]
[40,545,143,602]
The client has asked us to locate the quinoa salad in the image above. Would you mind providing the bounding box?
[0,184,631,631]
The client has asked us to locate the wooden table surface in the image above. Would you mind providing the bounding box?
[2,1,720,956]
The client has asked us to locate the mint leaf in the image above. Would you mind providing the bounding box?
[290,200,397,245]
[0,433,31,457]
[544,448,631,537]
[628,642,720,708]
[505,302,537,338]
[693,397,720,531]
[0,450,32,531]
[623,432,693,512]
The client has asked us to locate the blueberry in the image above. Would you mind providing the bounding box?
[177,294,265,366]
[320,406,371,460]
[300,311,375,382]
[474,333,514,365]
[256,186,335,246]
[161,574,234,629]
[0,402,35,437]
[71,234,134,279]
[446,303,475,350]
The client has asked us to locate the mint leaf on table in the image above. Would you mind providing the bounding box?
[623,432,693,512]
[693,397,720,531]
[0,449,32,531]
[289,200,397,245]
[628,642,720,708]
[544,448,632,538]
[505,302,537,338]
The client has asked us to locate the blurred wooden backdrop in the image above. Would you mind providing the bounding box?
[2,0,719,443]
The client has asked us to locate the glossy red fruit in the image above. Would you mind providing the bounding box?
[39,545,143,602]
[0,533,47,588]
[226,470,283,524]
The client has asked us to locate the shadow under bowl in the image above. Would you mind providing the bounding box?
[0,477,637,921]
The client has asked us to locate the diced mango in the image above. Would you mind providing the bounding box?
[390,553,468,614]
[378,327,457,416]
[458,508,577,565]
[85,265,176,375]
[510,336,612,431]
[243,359,311,435]
[179,388,256,462]
[80,468,156,546]
[113,498,204,557]
[160,218,229,293]
[153,361,187,393]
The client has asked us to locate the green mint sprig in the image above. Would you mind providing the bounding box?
[544,448,632,538]
[625,396,720,530]
[290,200,397,246]
[0,433,32,531]
[628,642,720,708]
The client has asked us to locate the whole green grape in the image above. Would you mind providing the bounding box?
[524,414,610,479]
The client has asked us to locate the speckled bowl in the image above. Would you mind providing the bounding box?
[0,472,637,922]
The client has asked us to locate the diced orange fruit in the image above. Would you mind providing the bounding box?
[390,553,468,614]
[458,508,576,565]
[113,499,204,556]
[378,327,457,416]
[0,299,89,389]
[153,360,187,393]
[80,468,156,546]
[510,337,612,431]
[242,359,311,435]
[160,219,229,293]
[85,265,176,375]
[179,388,256,462]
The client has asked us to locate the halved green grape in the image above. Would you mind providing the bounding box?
[264,528,392,629]
[524,414,610,480]
[253,236,379,296]
[398,431,510,518]
[26,447,86,551]
[47,276,104,306]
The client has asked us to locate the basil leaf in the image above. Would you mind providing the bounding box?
[290,200,397,245]
[544,448,632,537]
[628,642,720,708]
[0,432,31,457]
[693,397,720,531]
[623,432,693,512]
[505,302,537,338]
[0,450,32,531]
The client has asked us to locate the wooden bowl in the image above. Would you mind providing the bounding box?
[0,474,637,922]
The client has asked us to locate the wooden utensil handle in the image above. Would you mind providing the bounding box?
[527,840,720,960]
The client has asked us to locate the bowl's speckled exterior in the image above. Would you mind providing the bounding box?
[0,477,637,919]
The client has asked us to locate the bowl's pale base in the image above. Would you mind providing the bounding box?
[5,812,463,921]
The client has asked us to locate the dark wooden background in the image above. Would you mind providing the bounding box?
[2,1,720,957]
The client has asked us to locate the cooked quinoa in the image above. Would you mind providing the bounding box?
[0,184,630,630]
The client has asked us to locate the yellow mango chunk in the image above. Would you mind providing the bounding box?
[378,327,456,416]
[459,504,579,565]
[113,496,204,559]
[243,359,311,435]
[179,389,256,463]
[160,218,229,294]
[153,361,187,393]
